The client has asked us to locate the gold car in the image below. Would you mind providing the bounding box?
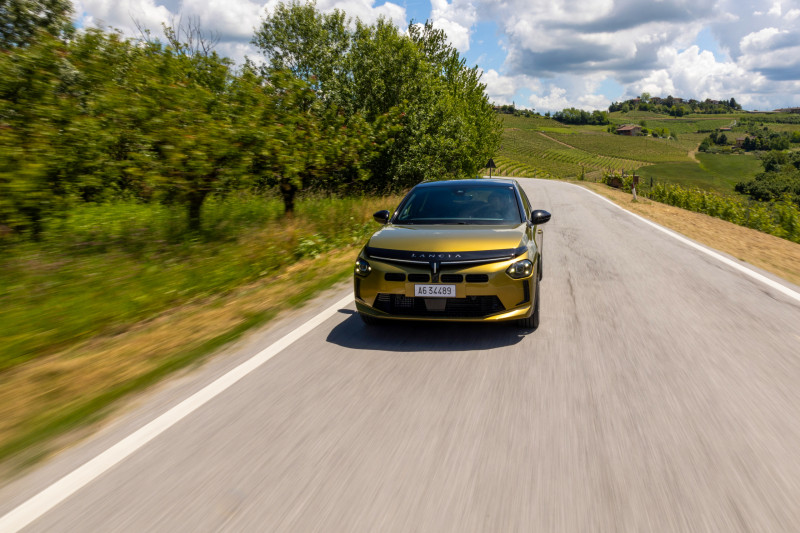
[354,178,551,328]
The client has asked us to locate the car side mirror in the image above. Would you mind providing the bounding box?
[530,210,551,225]
[373,210,390,224]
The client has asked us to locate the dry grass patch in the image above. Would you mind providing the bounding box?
[0,248,357,476]
[577,181,800,287]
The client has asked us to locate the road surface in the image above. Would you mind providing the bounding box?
[2,179,800,532]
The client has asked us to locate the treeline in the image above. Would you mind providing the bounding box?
[495,104,536,117]
[0,0,500,239]
[608,94,742,116]
[699,128,799,152]
[551,107,610,125]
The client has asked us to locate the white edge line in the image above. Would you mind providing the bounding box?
[572,183,800,304]
[0,293,354,533]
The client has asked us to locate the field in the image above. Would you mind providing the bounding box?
[496,111,796,195]
[497,115,690,181]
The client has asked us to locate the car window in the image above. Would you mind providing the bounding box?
[394,184,523,225]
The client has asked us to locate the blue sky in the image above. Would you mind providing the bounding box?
[73,0,800,112]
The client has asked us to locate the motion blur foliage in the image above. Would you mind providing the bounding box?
[253,1,501,190]
[0,0,74,50]
[2,1,499,238]
[0,26,382,234]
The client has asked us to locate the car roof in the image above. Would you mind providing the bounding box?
[415,178,518,189]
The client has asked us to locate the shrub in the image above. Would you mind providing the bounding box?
[645,183,800,243]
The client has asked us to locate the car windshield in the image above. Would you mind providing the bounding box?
[394,184,523,225]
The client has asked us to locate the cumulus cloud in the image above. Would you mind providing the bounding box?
[526,74,612,113]
[480,69,540,105]
[528,86,571,112]
[73,0,173,34]
[492,0,716,76]
[629,45,761,102]
[427,0,477,52]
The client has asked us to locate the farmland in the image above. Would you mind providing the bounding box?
[495,111,798,195]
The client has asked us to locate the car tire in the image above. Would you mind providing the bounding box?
[516,276,540,329]
[359,312,382,326]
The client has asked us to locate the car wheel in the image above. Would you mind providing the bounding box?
[359,312,382,325]
[516,277,540,329]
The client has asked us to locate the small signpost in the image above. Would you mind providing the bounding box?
[632,174,639,200]
[486,158,496,178]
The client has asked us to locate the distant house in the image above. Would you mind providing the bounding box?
[617,124,642,136]
[718,127,732,131]
[736,137,746,148]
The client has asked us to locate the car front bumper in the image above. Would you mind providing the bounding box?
[353,255,536,322]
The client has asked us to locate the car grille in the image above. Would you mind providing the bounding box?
[373,294,505,318]
[439,274,463,283]
[465,274,489,282]
[407,274,430,282]
[384,273,406,282]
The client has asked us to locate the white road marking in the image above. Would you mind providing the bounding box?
[0,293,354,533]
[574,184,800,304]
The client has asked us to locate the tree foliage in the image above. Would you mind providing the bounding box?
[552,107,609,125]
[0,0,74,49]
[736,151,800,207]
[253,3,501,189]
[608,95,742,115]
[1,1,500,237]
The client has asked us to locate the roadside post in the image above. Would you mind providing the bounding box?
[632,175,639,200]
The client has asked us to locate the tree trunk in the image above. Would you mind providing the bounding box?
[280,182,297,216]
[187,190,208,232]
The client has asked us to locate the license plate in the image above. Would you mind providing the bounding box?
[414,284,455,298]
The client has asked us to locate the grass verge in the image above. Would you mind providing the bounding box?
[0,193,403,478]
[0,248,358,478]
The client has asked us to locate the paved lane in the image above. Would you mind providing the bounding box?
[2,179,800,532]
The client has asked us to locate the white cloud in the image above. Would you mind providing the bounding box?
[429,0,477,52]
[318,0,406,28]
[767,1,782,16]
[74,0,172,35]
[528,86,570,112]
[740,27,784,53]
[180,0,263,41]
[480,69,539,105]
[629,45,764,102]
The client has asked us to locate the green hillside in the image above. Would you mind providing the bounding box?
[496,111,799,195]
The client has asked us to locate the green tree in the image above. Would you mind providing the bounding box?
[0,32,90,236]
[0,0,74,49]
[253,4,501,190]
[249,69,378,214]
[252,0,350,103]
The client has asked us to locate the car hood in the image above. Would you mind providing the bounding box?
[367,224,526,252]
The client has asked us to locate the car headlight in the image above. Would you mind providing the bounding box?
[506,259,533,279]
[354,257,371,277]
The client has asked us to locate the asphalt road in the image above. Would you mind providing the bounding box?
[2,179,800,532]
